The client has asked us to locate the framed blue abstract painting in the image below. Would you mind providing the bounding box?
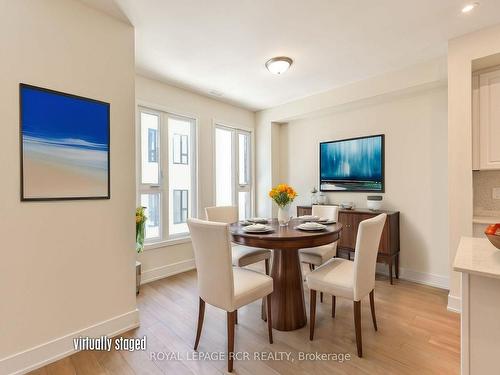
[319,134,384,192]
[20,84,110,201]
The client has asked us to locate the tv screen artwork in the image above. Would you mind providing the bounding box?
[320,134,384,192]
[20,84,110,200]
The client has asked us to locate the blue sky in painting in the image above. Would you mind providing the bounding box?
[320,136,382,182]
[21,86,109,150]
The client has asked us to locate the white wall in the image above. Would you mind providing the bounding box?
[256,58,450,288]
[0,0,137,373]
[256,58,447,217]
[135,75,255,282]
[279,86,449,284]
[448,23,500,311]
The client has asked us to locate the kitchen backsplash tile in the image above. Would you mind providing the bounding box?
[473,170,500,213]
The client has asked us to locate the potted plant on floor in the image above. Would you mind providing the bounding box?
[136,207,147,295]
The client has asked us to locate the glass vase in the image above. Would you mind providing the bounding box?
[277,205,291,227]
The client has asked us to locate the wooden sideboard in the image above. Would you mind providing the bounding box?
[297,205,400,284]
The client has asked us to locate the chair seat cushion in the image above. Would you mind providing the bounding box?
[233,268,273,310]
[231,244,271,267]
[306,258,355,300]
[299,242,337,266]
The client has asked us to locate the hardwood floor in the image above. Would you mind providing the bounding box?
[29,265,460,375]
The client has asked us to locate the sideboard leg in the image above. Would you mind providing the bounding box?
[396,253,399,279]
[395,253,400,279]
[388,260,393,285]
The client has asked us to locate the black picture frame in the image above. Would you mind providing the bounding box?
[319,134,385,193]
[19,83,111,201]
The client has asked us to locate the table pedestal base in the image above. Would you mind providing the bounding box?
[270,248,307,331]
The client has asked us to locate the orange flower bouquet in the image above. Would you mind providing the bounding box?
[269,184,297,226]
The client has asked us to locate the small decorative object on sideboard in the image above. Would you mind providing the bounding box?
[317,192,327,205]
[311,187,318,205]
[136,206,148,294]
[340,202,354,210]
[367,195,383,211]
[269,183,297,226]
[485,224,500,249]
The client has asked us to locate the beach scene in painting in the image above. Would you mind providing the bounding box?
[21,85,109,199]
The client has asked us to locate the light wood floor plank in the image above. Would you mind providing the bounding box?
[29,265,460,375]
[45,356,76,375]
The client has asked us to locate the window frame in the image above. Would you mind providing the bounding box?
[173,189,189,224]
[137,105,198,246]
[138,107,163,243]
[173,133,189,165]
[148,128,158,163]
[213,122,254,220]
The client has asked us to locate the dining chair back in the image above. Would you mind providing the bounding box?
[300,205,340,300]
[188,218,234,311]
[306,213,387,357]
[311,205,338,221]
[205,205,238,223]
[205,205,272,322]
[353,213,387,301]
[187,218,274,372]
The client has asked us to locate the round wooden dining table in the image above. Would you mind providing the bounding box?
[230,218,343,331]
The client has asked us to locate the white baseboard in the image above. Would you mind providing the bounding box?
[376,264,449,290]
[447,293,461,313]
[0,308,140,375]
[141,258,195,285]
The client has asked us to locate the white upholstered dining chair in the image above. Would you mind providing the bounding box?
[300,205,339,302]
[188,218,274,373]
[205,206,272,274]
[306,213,387,357]
[205,206,272,321]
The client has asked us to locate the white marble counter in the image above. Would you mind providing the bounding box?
[453,236,500,279]
[472,215,500,225]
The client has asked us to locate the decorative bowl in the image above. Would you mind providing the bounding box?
[485,224,500,249]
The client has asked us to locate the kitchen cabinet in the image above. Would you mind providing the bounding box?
[454,237,500,375]
[473,67,500,170]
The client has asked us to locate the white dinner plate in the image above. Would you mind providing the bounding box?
[247,217,269,224]
[242,224,274,233]
[296,223,327,231]
[317,219,336,225]
[298,215,320,222]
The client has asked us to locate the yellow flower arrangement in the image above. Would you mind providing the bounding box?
[269,183,298,208]
[136,207,147,253]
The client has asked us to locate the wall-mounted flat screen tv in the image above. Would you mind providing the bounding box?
[320,134,384,192]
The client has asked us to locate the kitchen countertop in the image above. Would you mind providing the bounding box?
[473,209,500,225]
[473,215,500,224]
[453,236,500,279]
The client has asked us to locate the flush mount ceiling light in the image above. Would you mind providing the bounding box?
[265,57,293,75]
[462,2,479,13]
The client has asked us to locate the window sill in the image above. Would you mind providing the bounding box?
[144,236,191,251]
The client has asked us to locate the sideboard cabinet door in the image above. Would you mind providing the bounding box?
[338,212,356,249]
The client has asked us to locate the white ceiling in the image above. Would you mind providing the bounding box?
[84,0,500,111]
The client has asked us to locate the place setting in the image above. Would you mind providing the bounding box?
[297,215,336,225]
[240,217,270,226]
[242,223,274,234]
[246,217,269,224]
[295,221,328,231]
